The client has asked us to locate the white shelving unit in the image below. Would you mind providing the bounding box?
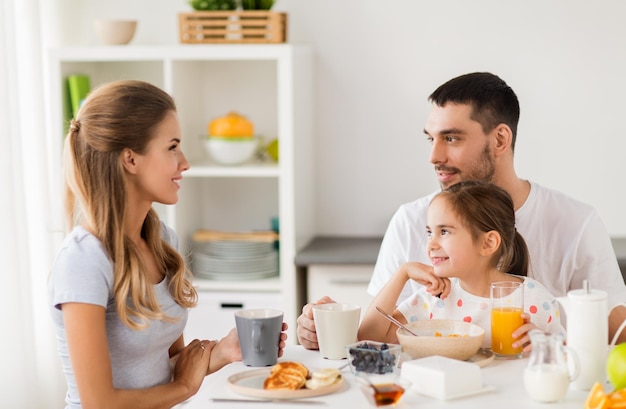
[46,44,315,342]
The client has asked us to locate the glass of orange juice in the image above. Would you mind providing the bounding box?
[490,281,524,359]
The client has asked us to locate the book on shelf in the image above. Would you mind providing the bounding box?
[67,74,90,120]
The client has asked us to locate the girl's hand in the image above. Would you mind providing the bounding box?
[512,313,539,352]
[401,262,451,299]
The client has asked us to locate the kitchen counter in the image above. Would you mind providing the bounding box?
[613,238,626,275]
[294,236,383,266]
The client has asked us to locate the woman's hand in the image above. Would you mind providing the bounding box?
[172,339,214,396]
[401,262,451,299]
[207,328,241,374]
[278,322,288,357]
[512,313,539,352]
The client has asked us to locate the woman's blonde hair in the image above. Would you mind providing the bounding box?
[63,80,197,330]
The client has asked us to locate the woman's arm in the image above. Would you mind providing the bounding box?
[205,323,288,375]
[204,328,242,375]
[63,303,209,409]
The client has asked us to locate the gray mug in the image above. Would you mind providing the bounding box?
[235,309,283,367]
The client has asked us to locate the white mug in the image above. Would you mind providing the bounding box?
[312,303,361,359]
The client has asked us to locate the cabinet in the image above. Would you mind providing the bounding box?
[185,291,283,342]
[46,45,315,342]
[307,265,375,322]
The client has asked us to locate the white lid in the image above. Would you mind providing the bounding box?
[567,279,608,302]
[568,288,607,302]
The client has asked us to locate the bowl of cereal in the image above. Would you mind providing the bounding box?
[396,319,484,361]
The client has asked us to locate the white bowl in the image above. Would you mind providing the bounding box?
[93,19,138,45]
[396,319,485,361]
[204,137,258,165]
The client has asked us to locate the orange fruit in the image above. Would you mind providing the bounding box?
[608,388,626,408]
[585,382,609,409]
[208,112,254,137]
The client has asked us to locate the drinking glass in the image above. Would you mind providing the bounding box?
[491,281,524,359]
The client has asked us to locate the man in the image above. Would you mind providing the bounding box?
[297,72,626,348]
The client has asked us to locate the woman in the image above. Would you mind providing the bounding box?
[48,80,287,408]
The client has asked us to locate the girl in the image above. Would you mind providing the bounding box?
[358,180,563,350]
[48,80,287,408]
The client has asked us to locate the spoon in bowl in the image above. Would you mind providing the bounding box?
[375,306,419,337]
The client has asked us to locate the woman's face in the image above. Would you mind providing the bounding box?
[128,110,189,206]
[426,196,483,279]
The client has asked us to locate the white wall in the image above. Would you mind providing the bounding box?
[50,0,626,238]
[286,0,626,237]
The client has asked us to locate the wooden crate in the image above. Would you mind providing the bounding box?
[179,11,287,44]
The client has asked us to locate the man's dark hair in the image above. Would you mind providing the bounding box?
[429,72,520,150]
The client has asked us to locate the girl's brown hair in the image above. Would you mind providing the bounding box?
[435,180,529,276]
[63,80,196,330]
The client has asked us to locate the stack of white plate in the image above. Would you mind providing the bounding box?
[192,240,279,281]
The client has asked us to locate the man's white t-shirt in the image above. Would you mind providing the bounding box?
[368,181,626,310]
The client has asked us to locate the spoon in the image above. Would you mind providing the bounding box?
[375,306,419,337]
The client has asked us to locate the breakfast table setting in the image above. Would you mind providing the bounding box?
[174,280,626,408]
[176,344,591,408]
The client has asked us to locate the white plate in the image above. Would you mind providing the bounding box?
[467,348,495,368]
[227,368,346,400]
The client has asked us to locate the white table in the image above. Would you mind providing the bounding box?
[178,346,593,408]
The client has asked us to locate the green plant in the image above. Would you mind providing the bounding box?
[240,0,274,10]
[189,0,237,11]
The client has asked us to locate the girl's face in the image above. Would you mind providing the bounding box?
[128,110,189,206]
[426,196,484,279]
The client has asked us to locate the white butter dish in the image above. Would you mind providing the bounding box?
[401,355,495,400]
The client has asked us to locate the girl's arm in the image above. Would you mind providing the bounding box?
[63,303,210,409]
[358,265,409,343]
[511,283,565,352]
[358,262,450,343]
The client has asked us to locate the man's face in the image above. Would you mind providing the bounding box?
[424,103,495,189]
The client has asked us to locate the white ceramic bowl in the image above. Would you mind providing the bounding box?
[396,319,485,361]
[204,136,258,165]
[93,19,138,45]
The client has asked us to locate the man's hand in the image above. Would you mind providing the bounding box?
[296,296,335,350]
